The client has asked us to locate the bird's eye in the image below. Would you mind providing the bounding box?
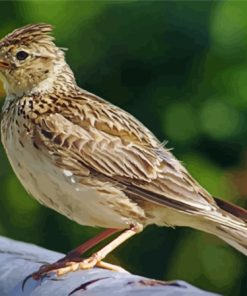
[16,51,29,61]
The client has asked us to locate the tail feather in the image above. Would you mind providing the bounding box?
[216,224,247,255]
[214,196,247,222]
[208,197,247,256]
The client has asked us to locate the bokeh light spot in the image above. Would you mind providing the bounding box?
[163,103,199,143]
[200,99,241,139]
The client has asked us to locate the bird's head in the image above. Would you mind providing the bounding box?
[0,23,74,97]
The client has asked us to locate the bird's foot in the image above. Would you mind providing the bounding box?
[31,255,82,280]
[52,255,128,276]
[22,227,137,290]
[22,255,81,289]
[54,255,98,276]
[27,254,127,282]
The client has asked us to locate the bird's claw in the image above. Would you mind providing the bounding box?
[55,256,98,276]
[22,255,99,291]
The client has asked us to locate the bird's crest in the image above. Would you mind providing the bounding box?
[0,23,54,47]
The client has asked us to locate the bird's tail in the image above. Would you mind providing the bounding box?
[197,197,247,256]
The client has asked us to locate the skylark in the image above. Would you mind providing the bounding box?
[0,24,246,278]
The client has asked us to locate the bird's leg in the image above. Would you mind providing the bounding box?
[29,225,142,282]
[31,228,120,280]
[65,228,120,258]
[55,224,142,276]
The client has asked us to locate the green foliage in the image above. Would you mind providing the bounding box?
[0,1,246,295]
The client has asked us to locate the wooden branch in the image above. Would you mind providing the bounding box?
[0,236,218,296]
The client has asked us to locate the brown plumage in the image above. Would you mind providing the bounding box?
[0,24,247,276]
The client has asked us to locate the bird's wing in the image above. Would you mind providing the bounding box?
[33,92,216,213]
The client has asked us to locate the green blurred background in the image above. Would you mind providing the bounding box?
[0,1,247,295]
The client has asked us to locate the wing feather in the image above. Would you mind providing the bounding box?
[33,92,216,213]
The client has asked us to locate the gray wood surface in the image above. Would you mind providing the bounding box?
[0,236,219,296]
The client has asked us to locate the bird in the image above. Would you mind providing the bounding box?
[0,23,247,278]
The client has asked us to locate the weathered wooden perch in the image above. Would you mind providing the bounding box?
[0,236,219,296]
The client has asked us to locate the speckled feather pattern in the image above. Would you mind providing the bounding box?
[1,24,247,253]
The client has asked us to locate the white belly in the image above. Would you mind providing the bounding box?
[1,117,146,229]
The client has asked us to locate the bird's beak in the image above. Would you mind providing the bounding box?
[0,59,10,69]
